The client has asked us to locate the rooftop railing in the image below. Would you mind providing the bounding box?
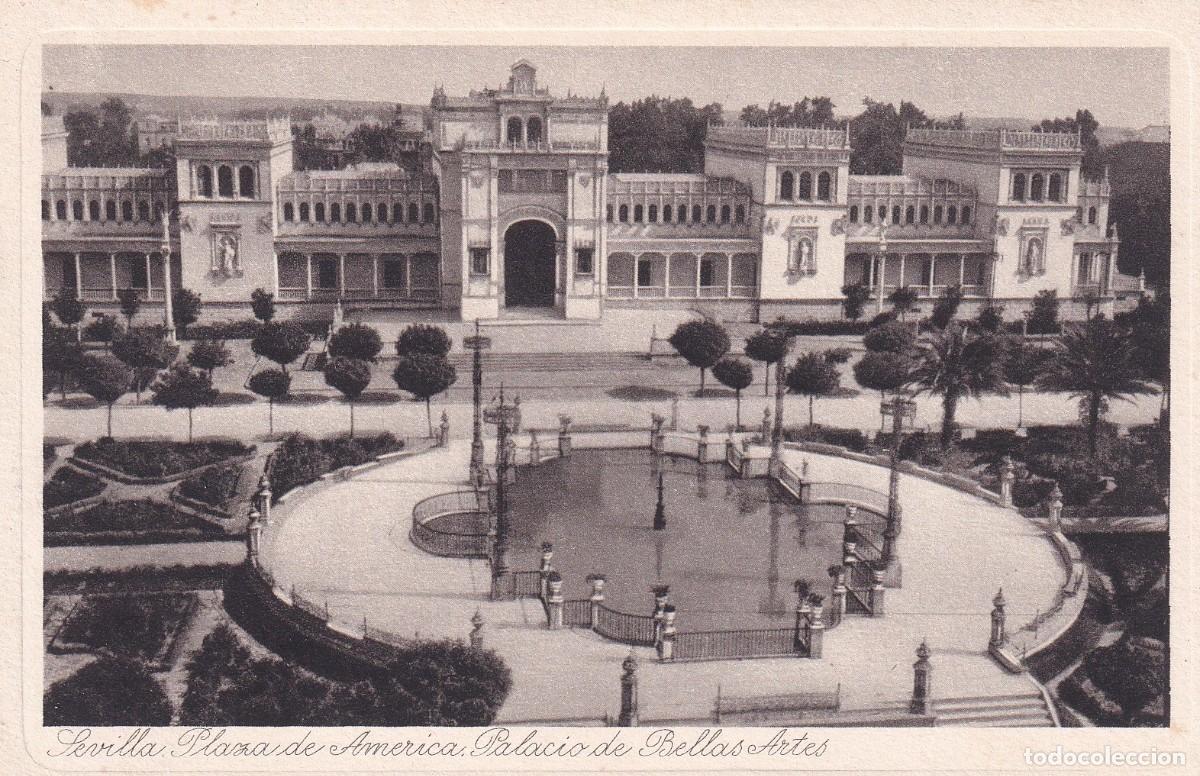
[706,125,851,150]
[905,128,1081,151]
[179,118,292,142]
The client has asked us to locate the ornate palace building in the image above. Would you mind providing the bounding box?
[42,60,1142,324]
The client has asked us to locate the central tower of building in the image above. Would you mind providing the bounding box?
[431,60,609,320]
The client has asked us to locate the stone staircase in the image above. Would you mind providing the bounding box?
[439,351,657,373]
[934,691,1057,727]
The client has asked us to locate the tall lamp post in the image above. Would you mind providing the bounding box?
[875,225,889,315]
[769,327,793,466]
[483,385,519,597]
[464,320,492,485]
[161,214,176,343]
[880,393,917,580]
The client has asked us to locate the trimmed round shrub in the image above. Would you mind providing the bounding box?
[251,321,312,372]
[328,323,383,362]
[863,320,915,354]
[396,323,452,357]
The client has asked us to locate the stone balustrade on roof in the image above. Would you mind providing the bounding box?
[905,127,1082,152]
[278,168,438,193]
[43,167,171,190]
[706,125,852,150]
[608,173,751,196]
[848,175,976,198]
[178,117,292,143]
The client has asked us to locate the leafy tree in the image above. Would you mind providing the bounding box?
[396,323,452,358]
[187,338,233,378]
[323,356,372,438]
[841,283,871,321]
[1082,635,1165,725]
[786,352,842,427]
[62,98,137,168]
[250,288,276,323]
[251,321,311,374]
[328,323,383,362]
[151,363,218,442]
[1036,318,1156,456]
[1124,293,1170,415]
[910,324,1010,448]
[49,287,86,340]
[83,313,122,350]
[117,288,141,329]
[930,283,963,330]
[1033,109,1102,176]
[608,97,723,173]
[369,639,512,726]
[863,319,915,354]
[887,286,919,321]
[668,319,731,395]
[180,624,253,725]
[712,357,754,429]
[1003,340,1051,428]
[112,328,179,402]
[738,97,836,127]
[853,351,912,427]
[1101,141,1170,285]
[346,122,404,164]
[975,304,1005,333]
[45,656,172,726]
[1028,290,1060,334]
[44,324,82,399]
[77,354,132,437]
[393,353,458,437]
[172,288,203,337]
[823,347,853,364]
[247,368,291,436]
[743,328,789,397]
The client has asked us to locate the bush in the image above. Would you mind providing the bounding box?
[178,465,243,508]
[853,351,912,394]
[867,310,898,328]
[58,593,195,661]
[83,314,122,345]
[1028,289,1060,334]
[251,288,276,323]
[823,347,853,364]
[45,499,225,544]
[396,323,452,357]
[187,338,233,376]
[863,320,915,354]
[930,284,963,329]
[841,284,872,321]
[45,656,173,726]
[1059,672,1123,724]
[770,319,871,337]
[975,304,1005,333]
[73,438,252,478]
[44,467,106,510]
[252,321,312,372]
[1080,635,1166,724]
[49,287,86,329]
[183,319,266,340]
[783,424,869,452]
[328,323,383,362]
[267,433,403,501]
[44,563,238,595]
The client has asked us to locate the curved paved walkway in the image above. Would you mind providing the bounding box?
[259,436,1072,723]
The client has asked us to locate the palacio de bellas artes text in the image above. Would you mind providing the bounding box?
[37,43,1169,744]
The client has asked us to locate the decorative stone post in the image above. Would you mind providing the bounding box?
[1000,455,1016,507]
[439,411,450,447]
[989,588,1007,648]
[670,397,679,431]
[651,584,670,644]
[587,574,606,628]
[843,516,859,562]
[657,605,677,661]
[246,506,262,566]
[1047,482,1064,533]
[910,641,932,715]
[255,473,272,524]
[697,424,710,463]
[558,415,572,458]
[618,652,639,727]
[539,542,554,599]
[829,565,847,627]
[469,610,484,648]
[546,572,564,629]
[868,567,886,616]
[761,407,771,442]
[529,429,540,464]
[650,413,664,452]
[807,596,825,658]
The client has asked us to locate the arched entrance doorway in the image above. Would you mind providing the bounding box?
[503,220,557,308]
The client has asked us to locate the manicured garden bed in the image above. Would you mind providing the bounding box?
[53,592,198,666]
[44,563,240,595]
[73,438,254,480]
[269,432,404,503]
[43,467,106,510]
[177,465,243,509]
[45,499,229,545]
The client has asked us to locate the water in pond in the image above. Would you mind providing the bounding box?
[503,448,848,631]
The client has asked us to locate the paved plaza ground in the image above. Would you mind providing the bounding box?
[257,434,1073,723]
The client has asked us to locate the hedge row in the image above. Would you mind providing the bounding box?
[74,438,254,479]
[45,499,228,545]
[178,465,243,509]
[44,467,106,510]
[55,593,197,664]
[269,433,404,503]
[44,563,239,595]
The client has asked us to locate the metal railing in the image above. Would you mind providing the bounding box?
[511,570,543,598]
[674,626,805,661]
[594,604,657,646]
[409,490,491,558]
[563,599,593,628]
[803,482,889,516]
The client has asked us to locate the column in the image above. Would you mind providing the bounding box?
[664,252,671,297]
[695,252,702,295]
[876,253,887,313]
[372,254,379,297]
[161,248,175,342]
[959,254,966,287]
[898,253,906,293]
[338,253,345,294]
[726,254,733,297]
[271,251,280,295]
[73,252,82,300]
[867,254,876,288]
[144,252,153,299]
[109,253,118,300]
[633,253,640,299]
[405,254,413,298]
[928,254,936,296]
[305,254,313,299]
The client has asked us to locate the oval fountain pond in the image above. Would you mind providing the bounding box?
[503,448,852,632]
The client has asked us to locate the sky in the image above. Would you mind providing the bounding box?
[43,45,1170,128]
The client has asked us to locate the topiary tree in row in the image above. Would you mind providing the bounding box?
[251,288,276,324]
[251,321,311,375]
[77,354,132,438]
[328,323,383,362]
[743,328,789,397]
[393,352,457,437]
[668,319,730,396]
[151,363,218,443]
[323,356,372,439]
[248,368,291,436]
[112,327,179,402]
[396,323,452,357]
[187,338,233,379]
[712,357,753,430]
[786,351,841,427]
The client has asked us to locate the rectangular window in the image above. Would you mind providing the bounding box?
[575,248,594,275]
[382,259,406,288]
[699,257,715,287]
[470,248,490,276]
[637,258,652,287]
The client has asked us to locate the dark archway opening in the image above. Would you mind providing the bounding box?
[504,220,556,307]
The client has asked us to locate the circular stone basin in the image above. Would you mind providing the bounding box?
[504,448,849,631]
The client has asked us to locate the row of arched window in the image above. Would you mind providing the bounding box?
[505,115,544,144]
[779,170,833,202]
[606,202,747,225]
[848,202,972,227]
[1011,171,1066,203]
[42,198,166,223]
[195,164,256,198]
[281,200,436,225]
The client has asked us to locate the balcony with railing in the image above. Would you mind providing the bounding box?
[905,128,1082,152]
[178,118,292,143]
[706,125,851,150]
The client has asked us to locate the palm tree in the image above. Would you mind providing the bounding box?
[1036,318,1157,456]
[909,323,1009,449]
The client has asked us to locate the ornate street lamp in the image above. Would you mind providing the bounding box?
[463,320,492,484]
[880,393,917,573]
[483,384,520,595]
[875,225,889,314]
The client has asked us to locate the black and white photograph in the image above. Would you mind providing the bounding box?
[8,5,1193,773]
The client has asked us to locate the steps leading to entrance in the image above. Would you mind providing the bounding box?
[934,692,1056,727]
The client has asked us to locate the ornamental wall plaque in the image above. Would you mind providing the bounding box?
[830,217,847,236]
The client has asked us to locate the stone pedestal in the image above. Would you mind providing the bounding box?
[618,653,639,727]
[989,588,1007,649]
[868,569,886,616]
[546,575,564,629]
[1047,483,1064,533]
[1000,455,1016,507]
[657,606,677,661]
[807,604,825,658]
[910,641,933,714]
[246,507,262,566]
[697,425,710,463]
[587,574,606,628]
[469,610,484,648]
